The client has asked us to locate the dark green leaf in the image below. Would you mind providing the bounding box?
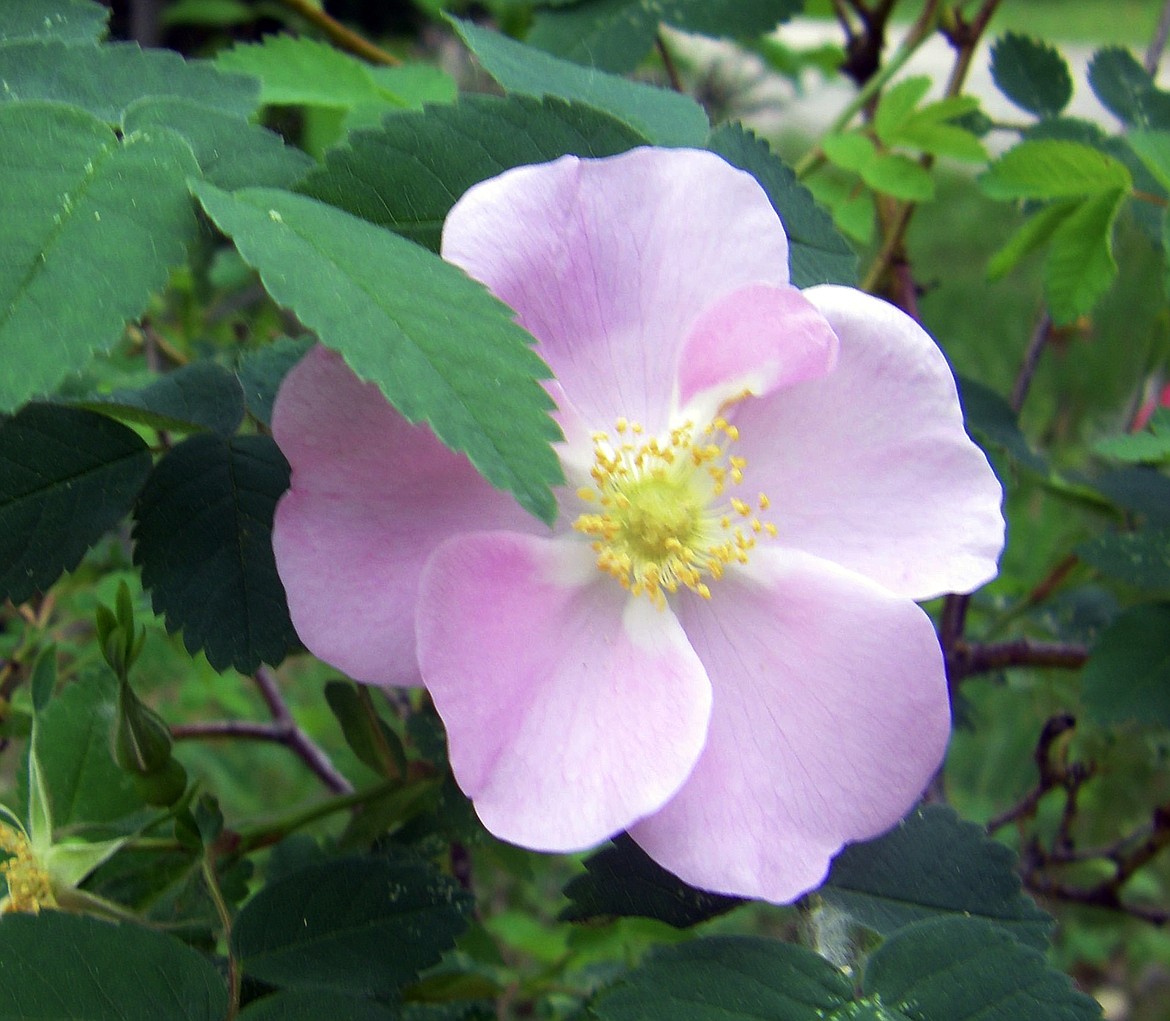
[133,434,298,673]
[1089,466,1170,525]
[707,122,857,286]
[28,646,56,713]
[1089,46,1170,130]
[0,103,200,412]
[240,990,401,1021]
[325,680,407,778]
[235,335,314,426]
[77,362,246,436]
[0,41,259,124]
[191,182,563,523]
[15,670,143,830]
[232,855,473,997]
[822,805,1052,950]
[864,917,1102,1021]
[123,98,314,190]
[591,935,854,1021]
[0,403,151,603]
[1078,528,1170,590]
[0,912,227,1020]
[3,0,109,43]
[560,835,742,927]
[957,376,1047,473]
[1081,602,1170,727]
[527,0,802,74]
[990,33,1073,117]
[450,17,708,147]
[300,94,646,252]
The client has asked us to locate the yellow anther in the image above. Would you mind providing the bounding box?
[577,487,596,503]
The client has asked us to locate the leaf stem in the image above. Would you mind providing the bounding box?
[274,0,401,66]
[202,849,240,1021]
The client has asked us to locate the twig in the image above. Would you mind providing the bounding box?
[173,667,353,794]
[986,714,1077,833]
[275,0,401,65]
[1145,0,1170,74]
[947,637,1089,682]
[1010,312,1053,414]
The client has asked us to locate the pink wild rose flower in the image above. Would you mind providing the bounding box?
[272,147,1004,903]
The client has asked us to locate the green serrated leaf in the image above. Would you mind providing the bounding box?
[235,335,315,426]
[990,33,1073,117]
[232,855,472,996]
[239,990,402,1021]
[863,152,934,201]
[560,836,742,927]
[1081,602,1170,726]
[450,17,708,147]
[822,805,1052,949]
[0,40,258,124]
[1044,188,1126,324]
[0,103,200,411]
[894,119,986,162]
[324,681,407,779]
[2,0,109,43]
[123,97,314,191]
[1093,408,1170,462]
[300,94,646,252]
[0,403,152,604]
[987,198,1077,280]
[1078,528,1170,590]
[191,182,563,522]
[526,0,803,74]
[874,75,932,145]
[77,361,246,436]
[216,34,387,109]
[821,130,876,172]
[864,917,1102,1020]
[0,912,227,1020]
[17,670,143,831]
[707,122,856,286]
[591,935,854,1020]
[1089,46,1170,130]
[981,139,1132,200]
[133,434,298,673]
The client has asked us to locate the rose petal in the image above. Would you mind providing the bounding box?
[272,347,534,686]
[729,285,1004,600]
[678,283,839,421]
[417,532,713,851]
[630,549,950,903]
[441,148,790,435]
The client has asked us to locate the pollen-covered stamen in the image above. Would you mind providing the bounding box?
[0,821,55,915]
[573,417,776,607]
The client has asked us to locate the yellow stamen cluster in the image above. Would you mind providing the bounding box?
[0,821,55,915]
[573,416,776,607]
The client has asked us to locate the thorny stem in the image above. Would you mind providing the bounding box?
[274,0,400,65]
[172,667,353,795]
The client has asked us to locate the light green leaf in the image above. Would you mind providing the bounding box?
[301,94,645,252]
[1044,188,1126,324]
[191,182,562,522]
[450,17,708,147]
[864,917,1102,1020]
[822,805,1052,949]
[894,119,986,162]
[1127,129,1170,192]
[987,198,1077,279]
[874,75,932,145]
[0,912,227,1021]
[0,40,259,124]
[821,131,876,172]
[0,403,152,604]
[1082,602,1170,726]
[1093,408,1170,463]
[990,33,1073,117]
[3,0,109,43]
[861,152,934,201]
[981,139,1133,199]
[367,63,457,108]
[0,102,200,411]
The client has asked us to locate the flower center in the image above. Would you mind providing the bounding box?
[573,417,775,607]
[0,821,55,915]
